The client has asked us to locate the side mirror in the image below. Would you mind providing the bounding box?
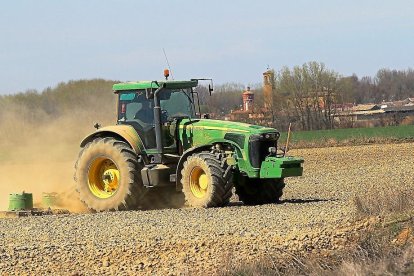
[208,84,213,95]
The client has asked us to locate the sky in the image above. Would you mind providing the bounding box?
[0,0,413,95]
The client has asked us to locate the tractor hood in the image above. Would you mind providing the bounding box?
[182,119,278,135]
[178,118,280,151]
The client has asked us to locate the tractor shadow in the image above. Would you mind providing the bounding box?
[227,201,245,207]
[227,198,338,207]
[280,198,338,204]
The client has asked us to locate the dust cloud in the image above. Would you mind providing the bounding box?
[0,106,113,213]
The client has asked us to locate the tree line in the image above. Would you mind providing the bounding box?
[202,63,414,131]
[1,63,413,137]
[0,79,116,146]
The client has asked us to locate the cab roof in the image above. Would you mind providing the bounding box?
[112,80,198,92]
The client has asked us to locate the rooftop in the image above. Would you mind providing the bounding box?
[383,105,414,112]
[351,104,381,112]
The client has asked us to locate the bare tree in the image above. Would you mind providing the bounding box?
[276,62,341,130]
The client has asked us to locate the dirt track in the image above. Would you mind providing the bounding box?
[0,143,413,275]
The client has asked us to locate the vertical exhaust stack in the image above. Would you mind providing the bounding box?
[153,83,166,164]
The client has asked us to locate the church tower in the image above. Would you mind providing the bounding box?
[242,86,254,112]
[263,69,275,109]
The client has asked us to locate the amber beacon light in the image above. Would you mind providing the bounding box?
[164,69,170,80]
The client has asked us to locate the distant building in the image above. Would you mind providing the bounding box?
[333,99,414,126]
[242,87,254,111]
[228,87,254,121]
[351,104,381,112]
[263,69,275,109]
[229,70,272,122]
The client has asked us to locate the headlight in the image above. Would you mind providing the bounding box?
[262,132,279,140]
[250,132,279,141]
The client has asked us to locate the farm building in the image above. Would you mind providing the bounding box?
[334,99,414,127]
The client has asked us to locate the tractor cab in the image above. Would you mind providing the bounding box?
[113,80,201,159]
[116,86,197,149]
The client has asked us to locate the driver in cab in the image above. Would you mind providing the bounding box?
[133,99,157,148]
[134,100,154,125]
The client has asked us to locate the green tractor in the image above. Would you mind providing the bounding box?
[74,75,304,211]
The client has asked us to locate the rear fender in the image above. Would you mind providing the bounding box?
[80,125,145,154]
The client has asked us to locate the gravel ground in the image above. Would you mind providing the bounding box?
[0,142,413,275]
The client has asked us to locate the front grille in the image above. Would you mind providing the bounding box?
[248,134,278,168]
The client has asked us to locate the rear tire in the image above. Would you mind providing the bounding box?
[235,175,285,205]
[181,152,233,208]
[74,137,145,211]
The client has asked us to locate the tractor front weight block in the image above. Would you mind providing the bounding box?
[259,156,304,178]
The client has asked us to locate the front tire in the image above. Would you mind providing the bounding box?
[181,152,233,208]
[74,137,144,211]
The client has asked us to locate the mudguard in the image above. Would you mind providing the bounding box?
[80,125,145,154]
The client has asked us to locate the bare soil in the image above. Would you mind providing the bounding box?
[0,143,413,275]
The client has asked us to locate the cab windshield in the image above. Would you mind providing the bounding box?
[160,88,196,119]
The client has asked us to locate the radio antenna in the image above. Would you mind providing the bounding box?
[162,48,174,80]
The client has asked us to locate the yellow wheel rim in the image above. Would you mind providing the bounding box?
[88,157,120,199]
[189,166,209,198]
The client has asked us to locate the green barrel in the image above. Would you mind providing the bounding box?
[8,192,33,211]
[42,192,59,208]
